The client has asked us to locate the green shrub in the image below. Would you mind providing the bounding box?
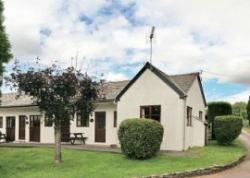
[247,97,250,125]
[208,102,232,139]
[118,118,164,159]
[214,115,243,145]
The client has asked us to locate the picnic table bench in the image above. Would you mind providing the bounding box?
[69,133,87,145]
[0,131,7,143]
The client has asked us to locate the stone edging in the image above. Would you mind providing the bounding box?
[140,155,246,178]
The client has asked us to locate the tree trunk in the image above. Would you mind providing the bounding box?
[54,124,62,164]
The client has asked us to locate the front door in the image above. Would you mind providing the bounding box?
[6,117,15,141]
[95,112,106,143]
[19,115,26,140]
[30,115,41,142]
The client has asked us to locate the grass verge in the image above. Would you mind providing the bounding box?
[243,126,250,133]
[0,141,246,178]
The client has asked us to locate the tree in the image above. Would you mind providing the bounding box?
[247,97,250,126]
[0,0,12,95]
[207,102,232,140]
[232,102,247,120]
[7,62,98,164]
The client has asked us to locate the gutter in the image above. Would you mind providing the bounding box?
[0,99,116,109]
[0,104,37,108]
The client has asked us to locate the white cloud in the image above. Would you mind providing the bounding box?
[2,0,250,100]
[219,90,250,104]
[133,0,250,85]
[105,72,129,81]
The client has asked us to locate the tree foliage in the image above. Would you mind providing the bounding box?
[232,102,247,120]
[0,0,12,95]
[207,102,232,140]
[7,61,98,164]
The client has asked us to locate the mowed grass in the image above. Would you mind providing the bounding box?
[0,141,246,178]
[244,126,250,133]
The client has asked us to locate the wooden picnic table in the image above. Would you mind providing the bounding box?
[0,131,7,143]
[70,133,87,145]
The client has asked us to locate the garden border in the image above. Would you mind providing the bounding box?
[140,155,246,178]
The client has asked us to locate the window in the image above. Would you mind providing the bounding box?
[30,115,41,127]
[0,117,2,128]
[187,107,192,126]
[45,117,53,127]
[140,105,161,122]
[6,116,16,128]
[114,111,117,127]
[199,111,203,120]
[76,113,89,127]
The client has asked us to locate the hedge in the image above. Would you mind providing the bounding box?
[118,118,164,159]
[208,102,232,139]
[247,98,250,125]
[214,115,243,145]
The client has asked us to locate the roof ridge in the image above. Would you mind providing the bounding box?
[170,72,200,77]
[104,80,130,84]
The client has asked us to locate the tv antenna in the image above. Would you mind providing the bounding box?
[149,26,155,63]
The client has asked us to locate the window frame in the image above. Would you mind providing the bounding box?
[199,111,203,120]
[140,105,161,122]
[76,113,89,127]
[187,106,193,127]
[30,115,41,127]
[113,111,117,127]
[44,117,53,127]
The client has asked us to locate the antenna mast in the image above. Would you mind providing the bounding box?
[149,26,155,63]
[75,53,78,70]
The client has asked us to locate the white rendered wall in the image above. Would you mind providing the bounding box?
[117,69,185,151]
[0,106,54,143]
[0,103,118,145]
[185,79,206,149]
[70,102,117,145]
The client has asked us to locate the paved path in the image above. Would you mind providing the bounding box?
[195,131,250,178]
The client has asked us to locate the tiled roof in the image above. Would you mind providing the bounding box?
[0,93,35,107]
[170,73,199,93]
[0,68,199,107]
[98,80,130,100]
[0,81,130,107]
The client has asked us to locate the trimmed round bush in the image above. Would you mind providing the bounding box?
[208,102,232,139]
[214,115,243,145]
[118,118,164,159]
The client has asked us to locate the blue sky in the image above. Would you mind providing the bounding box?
[3,0,250,103]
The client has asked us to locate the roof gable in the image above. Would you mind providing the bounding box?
[115,62,187,102]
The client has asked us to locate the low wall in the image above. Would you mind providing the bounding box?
[140,155,246,178]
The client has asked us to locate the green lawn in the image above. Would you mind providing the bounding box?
[0,141,246,178]
[243,119,250,133]
[244,126,250,133]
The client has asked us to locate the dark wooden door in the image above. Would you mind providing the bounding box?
[30,115,41,142]
[95,112,106,142]
[61,120,70,142]
[19,115,26,140]
[6,117,15,141]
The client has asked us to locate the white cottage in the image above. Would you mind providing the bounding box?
[0,62,206,151]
